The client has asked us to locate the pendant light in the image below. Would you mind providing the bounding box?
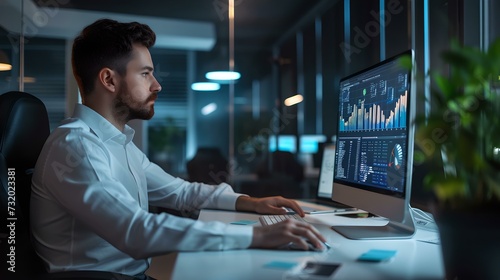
[0,50,12,71]
[205,0,240,83]
[191,82,221,91]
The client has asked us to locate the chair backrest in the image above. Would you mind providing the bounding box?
[186,147,229,184]
[0,91,50,277]
[256,150,304,182]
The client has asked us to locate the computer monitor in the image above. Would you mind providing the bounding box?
[268,135,297,153]
[299,135,328,173]
[331,50,416,239]
[317,143,337,199]
[299,135,327,154]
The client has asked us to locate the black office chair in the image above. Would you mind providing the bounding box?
[256,151,304,182]
[186,147,229,184]
[0,91,148,280]
[0,91,49,279]
[245,151,304,198]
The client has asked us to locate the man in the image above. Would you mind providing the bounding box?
[31,19,326,277]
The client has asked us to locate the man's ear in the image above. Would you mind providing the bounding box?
[98,68,118,93]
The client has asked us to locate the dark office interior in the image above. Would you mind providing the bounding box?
[0,0,499,278]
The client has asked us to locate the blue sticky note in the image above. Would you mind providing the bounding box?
[358,249,397,262]
[230,220,257,225]
[263,261,299,270]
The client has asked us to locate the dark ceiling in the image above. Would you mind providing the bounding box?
[35,0,336,83]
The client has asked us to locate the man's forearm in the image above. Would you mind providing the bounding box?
[235,196,257,212]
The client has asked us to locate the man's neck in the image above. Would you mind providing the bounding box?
[82,100,126,132]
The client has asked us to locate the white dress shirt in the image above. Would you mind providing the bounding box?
[31,104,253,276]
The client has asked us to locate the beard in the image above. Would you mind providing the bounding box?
[114,82,157,122]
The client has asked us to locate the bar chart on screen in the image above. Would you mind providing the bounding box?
[339,74,408,132]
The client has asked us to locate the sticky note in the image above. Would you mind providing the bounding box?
[230,220,257,225]
[263,261,299,270]
[357,249,397,262]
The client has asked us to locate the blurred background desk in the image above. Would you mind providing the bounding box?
[147,207,444,280]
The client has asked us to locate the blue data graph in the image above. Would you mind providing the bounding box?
[339,74,408,132]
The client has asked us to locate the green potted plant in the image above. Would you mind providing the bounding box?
[413,38,500,279]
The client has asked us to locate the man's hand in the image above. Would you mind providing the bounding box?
[235,196,305,217]
[250,219,327,250]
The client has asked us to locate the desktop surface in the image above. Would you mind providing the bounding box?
[147,203,444,280]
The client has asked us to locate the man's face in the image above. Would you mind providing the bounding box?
[114,44,161,121]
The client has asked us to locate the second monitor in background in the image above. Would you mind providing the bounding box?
[268,135,297,153]
[299,143,336,205]
[298,142,356,213]
[268,134,329,155]
[299,135,328,154]
[315,143,337,200]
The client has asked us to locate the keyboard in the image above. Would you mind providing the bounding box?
[259,214,307,226]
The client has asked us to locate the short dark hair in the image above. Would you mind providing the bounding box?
[72,19,156,94]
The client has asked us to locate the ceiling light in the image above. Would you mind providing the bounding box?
[0,50,12,71]
[205,71,241,81]
[201,103,217,115]
[191,82,220,91]
[284,94,304,106]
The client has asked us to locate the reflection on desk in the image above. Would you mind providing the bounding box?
[147,206,444,280]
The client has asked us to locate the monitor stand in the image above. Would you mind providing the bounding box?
[331,206,415,240]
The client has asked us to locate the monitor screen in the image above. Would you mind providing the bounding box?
[268,135,297,153]
[299,135,327,154]
[332,50,416,239]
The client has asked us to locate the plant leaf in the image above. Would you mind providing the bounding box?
[433,177,467,201]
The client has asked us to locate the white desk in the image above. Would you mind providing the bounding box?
[147,207,444,280]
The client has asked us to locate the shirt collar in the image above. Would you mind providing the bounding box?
[73,104,135,145]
